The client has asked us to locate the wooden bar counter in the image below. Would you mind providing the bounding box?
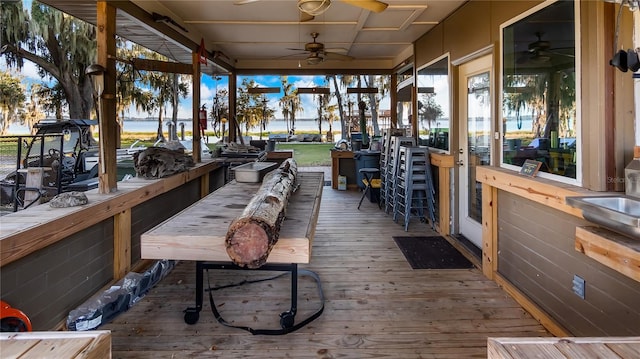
[488,337,640,358]
[0,331,111,358]
[141,172,323,264]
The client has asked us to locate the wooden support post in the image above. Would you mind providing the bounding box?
[481,183,498,279]
[113,209,131,279]
[228,75,237,143]
[96,2,118,193]
[430,153,454,236]
[192,52,202,163]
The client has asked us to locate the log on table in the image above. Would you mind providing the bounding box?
[225,158,298,268]
[133,147,195,179]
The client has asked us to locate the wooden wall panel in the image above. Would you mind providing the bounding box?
[498,191,640,336]
[415,24,444,67]
[415,1,542,68]
[488,1,543,41]
[443,1,492,62]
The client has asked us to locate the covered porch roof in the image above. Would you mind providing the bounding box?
[38,0,467,74]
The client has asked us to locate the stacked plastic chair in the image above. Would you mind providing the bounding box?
[382,136,415,214]
[392,146,436,231]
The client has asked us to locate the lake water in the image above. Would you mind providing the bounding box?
[7,119,332,135]
[7,116,535,137]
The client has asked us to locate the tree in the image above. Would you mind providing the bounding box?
[315,94,325,139]
[31,82,66,121]
[237,78,267,137]
[418,93,443,133]
[0,71,26,135]
[325,103,338,142]
[326,74,356,140]
[1,1,96,119]
[211,85,229,138]
[23,88,46,134]
[363,75,390,137]
[278,76,302,136]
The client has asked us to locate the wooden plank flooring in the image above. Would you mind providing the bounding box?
[103,181,550,358]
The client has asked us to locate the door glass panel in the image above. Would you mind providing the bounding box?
[467,72,491,223]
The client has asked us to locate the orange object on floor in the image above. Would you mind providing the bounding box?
[0,300,32,332]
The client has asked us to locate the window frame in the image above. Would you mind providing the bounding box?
[498,0,582,185]
[416,53,452,153]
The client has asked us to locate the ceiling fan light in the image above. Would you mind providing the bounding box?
[307,53,324,65]
[298,0,331,16]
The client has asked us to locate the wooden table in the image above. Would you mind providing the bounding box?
[141,172,323,264]
[0,331,111,358]
[488,337,640,358]
[140,172,324,331]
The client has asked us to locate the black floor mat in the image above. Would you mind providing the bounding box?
[393,236,475,269]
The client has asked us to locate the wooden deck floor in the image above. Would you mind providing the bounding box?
[103,182,550,358]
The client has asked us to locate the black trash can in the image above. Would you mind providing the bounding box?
[354,151,381,202]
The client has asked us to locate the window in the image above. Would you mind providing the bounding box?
[417,55,450,151]
[501,0,578,182]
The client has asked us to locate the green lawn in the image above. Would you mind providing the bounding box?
[120,138,334,167]
[274,143,333,166]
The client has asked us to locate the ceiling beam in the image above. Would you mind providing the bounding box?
[130,58,193,74]
[297,87,330,94]
[247,87,281,93]
[347,87,378,93]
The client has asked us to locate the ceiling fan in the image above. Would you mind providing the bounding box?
[235,0,388,21]
[287,32,354,65]
[517,32,574,65]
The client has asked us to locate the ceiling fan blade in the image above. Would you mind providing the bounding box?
[340,0,388,13]
[234,0,261,5]
[278,52,308,59]
[300,11,315,22]
[324,51,354,61]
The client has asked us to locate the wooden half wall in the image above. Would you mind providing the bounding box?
[0,161,225,330]
[477,166,640,337]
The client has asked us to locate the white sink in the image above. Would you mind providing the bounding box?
[566,195,640,238]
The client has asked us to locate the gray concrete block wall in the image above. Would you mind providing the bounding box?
[0,220,113,330]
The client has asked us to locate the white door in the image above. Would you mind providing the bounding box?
[457,55,492,248]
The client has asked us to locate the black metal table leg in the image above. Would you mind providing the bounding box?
[184,261,204,324]
[279,264,297,328]
[184,261,323,334]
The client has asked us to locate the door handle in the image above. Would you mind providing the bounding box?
[458,148,464,154]
[456,160,464,166]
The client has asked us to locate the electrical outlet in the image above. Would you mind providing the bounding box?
[572,275,585,299]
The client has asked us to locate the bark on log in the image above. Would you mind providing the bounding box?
[225,158,298,268]
[133,147,195,179]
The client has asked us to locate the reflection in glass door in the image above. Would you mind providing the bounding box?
[458,55,492,248]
